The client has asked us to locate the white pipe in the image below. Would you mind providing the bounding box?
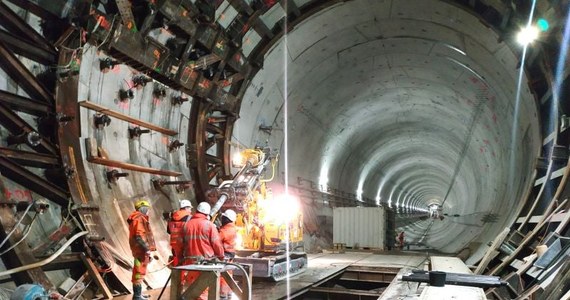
[0,231,88,277]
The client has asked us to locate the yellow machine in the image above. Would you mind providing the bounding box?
[208,148,307,281]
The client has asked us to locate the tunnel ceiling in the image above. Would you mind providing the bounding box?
[235,0,544,253]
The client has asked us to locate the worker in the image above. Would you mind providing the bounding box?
[167,199,193,266]
[219,209,237,299]
[181,202,224,299]
[398,231,405,250]
[127,199,156,300]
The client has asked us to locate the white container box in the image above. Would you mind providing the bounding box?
[333,207,385,250]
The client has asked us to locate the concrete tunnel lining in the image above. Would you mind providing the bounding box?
[234,0,540,256]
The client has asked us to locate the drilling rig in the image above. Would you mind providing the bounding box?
[207,148,307,281]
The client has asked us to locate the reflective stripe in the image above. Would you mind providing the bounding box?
[186,234,209,240]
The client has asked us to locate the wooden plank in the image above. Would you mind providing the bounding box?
[79,101,178,136]
[421,256,486,300]
[170,268,182,300]
[87,156,182,177]
[379,268,422,300]
[181,272,219,299]
[534,166,566,186]
[221,272,242,299]
[516,212,568,224]
[420,285,486,299]
[431,256,473,274]
[475,227,509,274]
[81,253,113,299]
[490,199,568,275]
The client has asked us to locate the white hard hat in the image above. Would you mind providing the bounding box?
[180,199,192,209]
[196,202,211,215]
[222,209,237,222]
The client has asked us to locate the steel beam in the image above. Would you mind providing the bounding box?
[0,157,69,206]
[0,147,60,168]
[280,0,301,17]
[0,30,57,65]
[5,0,61,23]
[0,90,52,115]
[37,253,82,271]
[0,102,57,154]
[0,42,54,104]
[0,1,56,54]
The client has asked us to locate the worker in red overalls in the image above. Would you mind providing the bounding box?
[167,199,193,266]
[219,209,238,299]
[181,202,224,300]
[127,199,156,300]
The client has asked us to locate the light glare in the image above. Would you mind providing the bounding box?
[517,25,539,46]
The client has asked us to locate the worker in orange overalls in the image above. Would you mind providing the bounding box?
[219,209,238,299]
[181,202,224,300]
[167,199,193,266]
[398,231,405,250]
[127,199,156,300]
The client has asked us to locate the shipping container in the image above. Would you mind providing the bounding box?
[333,207,386,250]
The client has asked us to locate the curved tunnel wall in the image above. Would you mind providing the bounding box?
[0,0,556,293]
[234,0,541,254]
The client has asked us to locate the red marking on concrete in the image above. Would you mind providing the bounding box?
[492,113,497,123]
[483,139,490,145]
[118,101,129,110]
[4,189,32,202]
[153,97,161,105]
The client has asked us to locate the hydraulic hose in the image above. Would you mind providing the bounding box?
[0,231,88,277]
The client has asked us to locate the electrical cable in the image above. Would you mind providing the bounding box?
[0,212,38,256]
[0,231,88,277]
[0,201,35,249]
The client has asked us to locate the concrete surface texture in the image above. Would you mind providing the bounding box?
[234,0,540,258]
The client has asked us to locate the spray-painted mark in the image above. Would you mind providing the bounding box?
[4,189,32,202]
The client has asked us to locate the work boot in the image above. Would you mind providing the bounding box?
[133,284,151,299]
[133,284,144,300]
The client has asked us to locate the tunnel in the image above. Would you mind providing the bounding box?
[0,0,568,299]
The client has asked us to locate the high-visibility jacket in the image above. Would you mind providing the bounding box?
[127,211,156,257]
[182,213,224,262]
[167,209,192,257]
[219,222,237,255]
